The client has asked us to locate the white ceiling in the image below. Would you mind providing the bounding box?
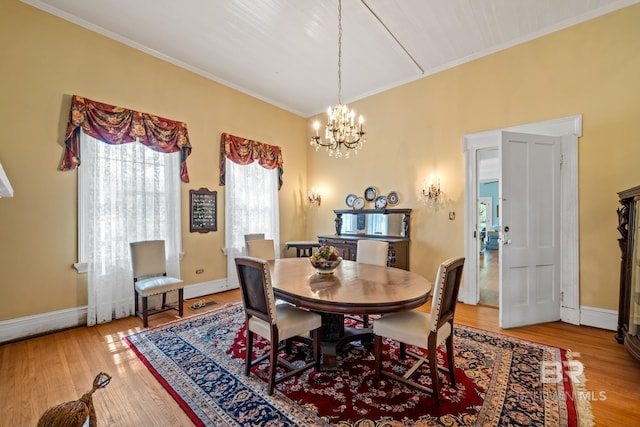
[23,0,638,117]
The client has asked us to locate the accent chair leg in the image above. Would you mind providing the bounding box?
[141,296,149,328]
[178,288,184,317]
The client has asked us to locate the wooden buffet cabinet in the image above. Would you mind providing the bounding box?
[616,185,640,361]
[318,209,411,271]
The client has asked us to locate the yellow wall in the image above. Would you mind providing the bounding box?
[1,1,639,323]
[0,1,308,320]
[306,4,640,311]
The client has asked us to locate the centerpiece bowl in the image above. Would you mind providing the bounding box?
[309,244,342,274]
[309,257,342,275]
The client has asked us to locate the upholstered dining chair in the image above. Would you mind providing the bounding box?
[130,240,184,327]
[354,240,390,327]
[235,256,322,395]
[356,240,389,266]
[373,256,465,406]
[244,233,265,254]
[246,238,277,260]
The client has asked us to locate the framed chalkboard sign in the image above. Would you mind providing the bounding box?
[190,188,217,233]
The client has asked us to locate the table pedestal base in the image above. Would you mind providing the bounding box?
[319,312,373,370]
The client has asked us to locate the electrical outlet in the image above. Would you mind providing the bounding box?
[195,268,204,274]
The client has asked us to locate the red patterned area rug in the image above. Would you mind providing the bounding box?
[124,302,593,426]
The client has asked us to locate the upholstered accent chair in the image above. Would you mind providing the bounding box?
[235,256,322,395]
[373,257,465,406]
[244,233,265,254]
[130,240,184,327]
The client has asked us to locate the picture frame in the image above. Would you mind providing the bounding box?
[190,188,217,233]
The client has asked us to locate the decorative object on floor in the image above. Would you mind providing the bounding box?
[422,177,442,205]
[308,187,322,206]
[310,0,366,159]
[125,303,593,427]
[309,244,342,274]
[37,372,111,427]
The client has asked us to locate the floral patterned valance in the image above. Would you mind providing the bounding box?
[59,95,192,182]
[219,133,284,190]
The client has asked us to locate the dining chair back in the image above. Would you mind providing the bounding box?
[235,256,322,395]
[246,238,276,260]
[244,233,265,254]
[373,256,465,406]
[356,240,389,266]
[353,239,390,327]
[130,240,184,327]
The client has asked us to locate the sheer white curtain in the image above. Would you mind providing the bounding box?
[225,159,280,289]
[79,133,181,326]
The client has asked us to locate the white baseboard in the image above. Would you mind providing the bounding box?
[184,278,234,299]
[0,306,88,344]
[1,278,236,344]
[580,305,617,331]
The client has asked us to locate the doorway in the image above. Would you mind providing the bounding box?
[461,115,582,326]
[477,149,499,307]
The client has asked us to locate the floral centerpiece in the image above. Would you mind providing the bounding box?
[309,244,342,274]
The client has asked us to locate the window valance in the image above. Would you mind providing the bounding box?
[219,133,283,190]
[59,95,192,182]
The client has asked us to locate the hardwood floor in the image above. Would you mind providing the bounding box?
[1,290,638,426]
[479,248,499,306]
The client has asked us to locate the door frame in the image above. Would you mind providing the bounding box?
[462,115,582,325]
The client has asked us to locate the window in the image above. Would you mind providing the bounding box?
[224,159,279,289]
[78,132,181,326]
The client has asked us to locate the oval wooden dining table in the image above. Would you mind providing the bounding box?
[267,258,432,369]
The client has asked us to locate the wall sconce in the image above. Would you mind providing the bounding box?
[421,178,441,205]
[308,187,321,206]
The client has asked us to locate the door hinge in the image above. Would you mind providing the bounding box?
[560,154,564,166]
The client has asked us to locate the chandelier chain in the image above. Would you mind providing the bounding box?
[337,0,342,105]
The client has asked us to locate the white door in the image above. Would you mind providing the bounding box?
[499,131,562,328]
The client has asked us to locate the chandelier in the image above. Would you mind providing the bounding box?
[310,0,366,159]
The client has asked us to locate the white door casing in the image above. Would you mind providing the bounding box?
[499,131,561,328]
[462,115,581,326]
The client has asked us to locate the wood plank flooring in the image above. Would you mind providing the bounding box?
[1,290,638,426]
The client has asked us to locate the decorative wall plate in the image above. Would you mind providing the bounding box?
[364,186,377,201]
[353,197,365,210]
[375,195,387,209]
[387,191,400,206]
[345,194,356,207]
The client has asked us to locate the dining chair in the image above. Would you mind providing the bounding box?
[246,238,276,260]
[356,240,389,266]
[235,256,322,395]
[130,240,184,327]
[373,256,465,406]
[354,240,390,327]
[244,233,265,254]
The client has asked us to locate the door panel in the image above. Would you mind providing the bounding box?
[500,131,561,328]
